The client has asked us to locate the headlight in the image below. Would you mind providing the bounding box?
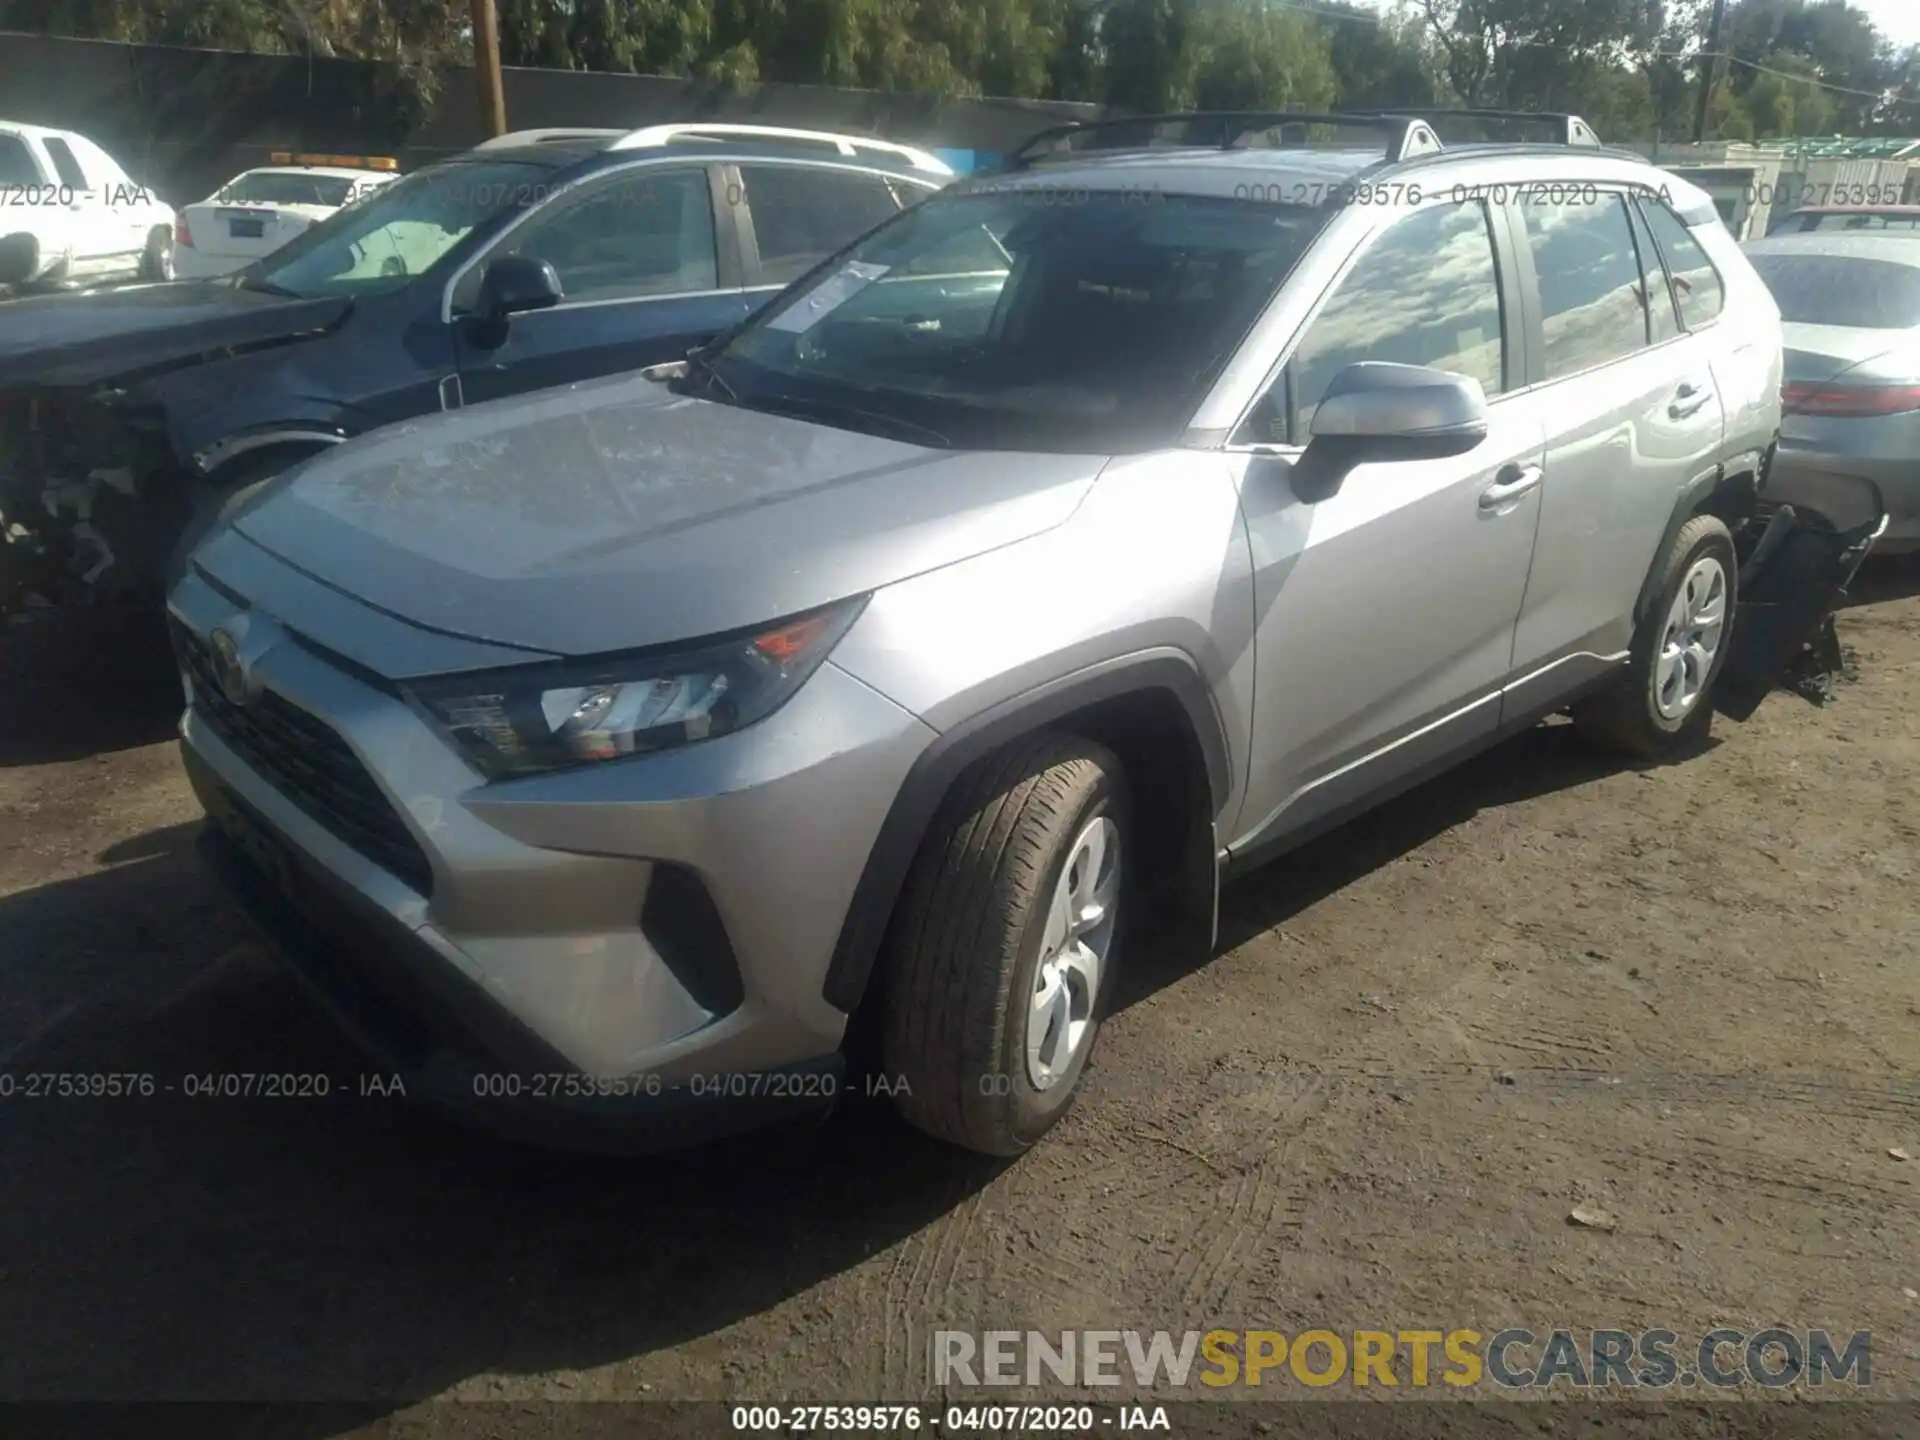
[407,598,866,779]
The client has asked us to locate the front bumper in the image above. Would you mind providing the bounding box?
[169,560,936,1146]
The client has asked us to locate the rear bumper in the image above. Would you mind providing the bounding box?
[187,746,844,1153]
[172,247,250,280]
[1768,443,1920,546]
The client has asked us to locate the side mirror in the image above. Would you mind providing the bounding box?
[475,255,563,323]
[1293,361,1490,503]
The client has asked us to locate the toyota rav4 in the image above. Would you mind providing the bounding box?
[171,110,1833,1158]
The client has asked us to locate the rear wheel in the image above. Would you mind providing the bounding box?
[879,732,1127,1157]
[1574,514,1737,758]
[139,226,174,282]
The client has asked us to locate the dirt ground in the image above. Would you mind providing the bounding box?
[1,570,1916,1435]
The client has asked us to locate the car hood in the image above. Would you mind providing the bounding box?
[0,281,348,388]
[227,372,1108,659]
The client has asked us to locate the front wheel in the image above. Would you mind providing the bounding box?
[879,732,1128,1156]
[1574,514,1737,758]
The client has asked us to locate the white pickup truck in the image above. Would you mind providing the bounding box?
[0,120,177,291]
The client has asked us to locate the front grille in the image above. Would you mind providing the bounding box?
[173,618,435,896]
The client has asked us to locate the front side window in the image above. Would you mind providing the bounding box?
[704,188,1328,452]
[0,135,37,188]
[740,164,902,285]
[1640,198,1726,328]
[1263,199,1506,442]
[480,166,717,306]
[248,159,550,298]
[1521,191,1650,379]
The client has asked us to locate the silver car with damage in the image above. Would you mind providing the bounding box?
[1744,231,1920,552]
[171,110,1810,1156]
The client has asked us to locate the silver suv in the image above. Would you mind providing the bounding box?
[171,110,1795,1157]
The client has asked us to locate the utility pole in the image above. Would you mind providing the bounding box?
[1692,0,1729,144]
[471,0,507,138]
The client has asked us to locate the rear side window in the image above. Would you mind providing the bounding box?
[1639,199,1726,328]
[40,137,89,191]
[740,165,901,285]
[1520,191,1649,379]
[1266,199,1506,442]
[1746,253,1920,329]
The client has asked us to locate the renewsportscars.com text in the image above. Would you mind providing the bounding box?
[931,1327,1872,1390]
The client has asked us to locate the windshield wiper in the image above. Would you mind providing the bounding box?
[232,275,304,299]
[676,347,737,403]
[743,392,953,449]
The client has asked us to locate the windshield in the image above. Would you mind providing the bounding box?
[244,159,549,298]
[1796,212,1920,232]
[218,172,377,208]
[703,189,1327,452]
[1749,252,1920,329]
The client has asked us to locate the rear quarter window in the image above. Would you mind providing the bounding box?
[1639,197,1726,328]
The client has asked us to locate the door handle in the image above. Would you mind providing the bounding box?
[1479,463,1543,509]
[1669,382,1714,419]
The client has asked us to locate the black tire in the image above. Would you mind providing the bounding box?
[1573,514,1738,758]
[879,731,1128,1156]
[0,233,37,288]
[139,226,174,282]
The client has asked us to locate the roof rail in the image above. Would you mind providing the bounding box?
[1345,108,1602,148]
[607,123,953,175]
[472,128,624,151]
[1002,111,1442,169]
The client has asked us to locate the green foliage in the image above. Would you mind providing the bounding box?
[6,0,1918,141]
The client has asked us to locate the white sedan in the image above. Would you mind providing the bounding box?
[174,154,400,279]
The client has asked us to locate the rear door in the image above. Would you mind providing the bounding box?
[453,162,756,404]
[66,133,156,259]
[1502,186,1726,715]
[37,134,122,270]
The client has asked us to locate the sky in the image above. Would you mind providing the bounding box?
[1852,0,1920,50]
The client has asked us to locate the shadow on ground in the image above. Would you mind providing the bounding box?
[1842,551,1920,610]
[0,705,1677,1416]
[0,604,181,766]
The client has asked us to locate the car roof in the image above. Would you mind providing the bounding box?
[957,143,1691,204]
[1791,204,1920,215]
[0,119,80,143]
[1745,232,1920,263]
[454,135,945,182]
[232,165,395,181]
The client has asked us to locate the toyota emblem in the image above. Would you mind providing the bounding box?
[208,627,253,707]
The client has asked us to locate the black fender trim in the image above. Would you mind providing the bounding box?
[1636,468,1722,628]
[191,425,348,477]
[819,649,1232,1015]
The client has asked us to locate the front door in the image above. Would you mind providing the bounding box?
[453,164,755,405]
[1229,198,1547,854]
